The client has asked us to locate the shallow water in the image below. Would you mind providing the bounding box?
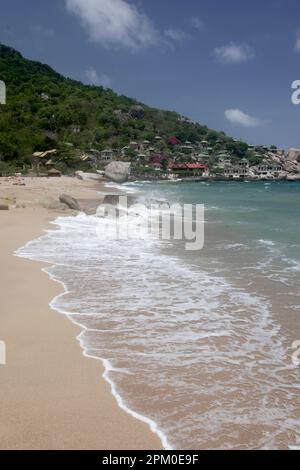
[17,181,300,450]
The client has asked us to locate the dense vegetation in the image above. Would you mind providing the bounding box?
[0,44,264,173]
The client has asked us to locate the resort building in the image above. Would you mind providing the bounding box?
[100,149,114,162]
[254,164,283,177]
[169,163,209,177]
[224,165,250,179]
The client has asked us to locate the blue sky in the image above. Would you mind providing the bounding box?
[1,0,300,149]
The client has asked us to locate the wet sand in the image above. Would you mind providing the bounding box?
[0,176,161,450]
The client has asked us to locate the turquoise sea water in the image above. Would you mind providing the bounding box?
[17,181,300,450]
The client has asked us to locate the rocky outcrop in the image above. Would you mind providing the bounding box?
[129,105,145,120]
[286,148,300,162]
[105,161,131,183]
[59,194,81,211]
[284,148,300,173]
[287,174,300,181]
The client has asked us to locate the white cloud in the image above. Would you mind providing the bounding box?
[65,0,158,50]
[190,17,205,32]
[164,28,187,42]
[295,30,300,52]
[85,67,112,88]
[225,109,264,128]
[214,42,255,63]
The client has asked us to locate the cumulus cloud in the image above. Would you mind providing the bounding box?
[85,67,112,88]
[225,109,264,128]
[214,42,255,63]
[65,0,158,50]
[164,28,187,42]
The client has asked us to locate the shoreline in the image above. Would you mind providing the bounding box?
[16,221,171,450]
[0,176,162,450]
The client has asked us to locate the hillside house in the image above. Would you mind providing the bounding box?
[169,163,209,177]
[224,165,250,179]
[130,141,139,150]
[30,149,57,175]
[218,156,232,167]
[237,158,250,168]
[100,149,113,162]
[255,164,282,177]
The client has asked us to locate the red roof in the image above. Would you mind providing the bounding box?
[169,163,208,171]
[169,163,188,170]
[186,164,208,170]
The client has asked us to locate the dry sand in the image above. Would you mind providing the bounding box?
[0,176,161,450]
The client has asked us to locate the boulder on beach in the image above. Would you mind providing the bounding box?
[59,194,81,211]
[105,161,131,183]
[103,194,135,207]
[39,196,68,211]
[75,171,104,182]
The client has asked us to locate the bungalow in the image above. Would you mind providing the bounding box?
[141,140,151,150]
[237,158,249,168]
[255,164,282,177]
[186,163,209,176]
[218,156,232,167]
[130,141,139,149]
[100,149,113,162]
[169,163,209,177]
[180,144,194,153]
[30,149,57,175]
[224,165,250,179]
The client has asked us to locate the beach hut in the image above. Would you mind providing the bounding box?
[47,168,61,178]
[31,149,57,175]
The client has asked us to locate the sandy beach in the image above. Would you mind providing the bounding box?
[0,176,161,450]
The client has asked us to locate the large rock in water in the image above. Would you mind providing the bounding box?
[105,161,131,183]
[59,194,81,211]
